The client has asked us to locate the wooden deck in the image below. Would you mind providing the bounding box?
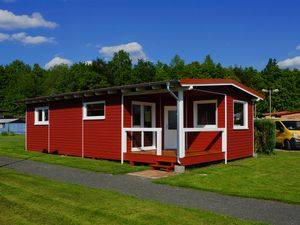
[123,149,225,166]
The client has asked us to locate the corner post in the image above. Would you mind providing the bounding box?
[121,93,125,164]
[177,89,185,159]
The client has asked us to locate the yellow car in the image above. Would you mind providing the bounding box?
[275,120,300,150]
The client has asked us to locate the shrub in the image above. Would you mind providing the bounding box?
[1,131,16,136]
[254,119,276,154]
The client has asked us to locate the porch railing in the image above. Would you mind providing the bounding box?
[183,128,226,153]
[122,127,162,155]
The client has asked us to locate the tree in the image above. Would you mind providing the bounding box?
[108,50,132,85]
[132,59,156,83]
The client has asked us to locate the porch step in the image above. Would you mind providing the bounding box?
[150,161,175,172]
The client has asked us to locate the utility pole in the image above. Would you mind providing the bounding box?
[262,89,279,118]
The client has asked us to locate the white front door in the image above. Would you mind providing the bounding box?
[164,106,177,149]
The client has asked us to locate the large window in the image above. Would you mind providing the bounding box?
[34,106,49,125]
[132,101,155,150]
[233,100,248,129]
[193,100,217,128]
[83,101,105,120]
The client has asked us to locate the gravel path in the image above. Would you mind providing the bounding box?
[1,156,299,225]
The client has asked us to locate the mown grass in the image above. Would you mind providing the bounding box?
[0,168,267,225]
[0,135,147,174]
[156,151,300,204]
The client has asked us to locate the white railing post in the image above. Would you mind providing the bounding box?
[177,89,185,159]
[156,129,162,155]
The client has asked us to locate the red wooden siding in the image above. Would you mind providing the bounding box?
[49,99,82,156]
[27,104,48,152]
[198,86,254,160]
[83,94,121,160]
[185,91,224,152]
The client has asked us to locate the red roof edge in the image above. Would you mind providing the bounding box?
[180,78,264,100]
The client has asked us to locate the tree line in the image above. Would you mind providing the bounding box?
[0,50,299,117]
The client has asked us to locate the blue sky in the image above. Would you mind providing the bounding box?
[0,0,300,70]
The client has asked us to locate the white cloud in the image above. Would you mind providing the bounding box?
[0,32,10,41]
[0,9,57,29]
[278,56,300,69]
[296,45,300,50]
[0,32,54,44]
[99,42,147,62]
[11,32,54,44]
[84,60,92,65]
[45,56,73,69]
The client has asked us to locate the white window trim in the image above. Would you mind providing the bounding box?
[193,99,218,128]
[233,100,248,130]
[83,101,105,120]
[131,101,156,151]
[34,106,49,125]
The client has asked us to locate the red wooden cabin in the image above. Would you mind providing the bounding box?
[20,79,263,169]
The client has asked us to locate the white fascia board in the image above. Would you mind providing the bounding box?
[181,83,263,100]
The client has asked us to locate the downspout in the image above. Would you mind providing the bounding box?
[166,82,181,164]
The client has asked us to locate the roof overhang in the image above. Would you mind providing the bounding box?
[180,79,264,100]
[16,80,180,105]
[16,78,264,105]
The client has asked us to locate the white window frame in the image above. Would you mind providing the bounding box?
[193,99,218,128]
[34,106,49,125]
[233,100,248,130]
[131,101,156,151]
[83,101,105,120]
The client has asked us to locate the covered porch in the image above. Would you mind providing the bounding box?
[121,82,227,169]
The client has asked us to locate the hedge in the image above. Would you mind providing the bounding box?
[254,119,276,154]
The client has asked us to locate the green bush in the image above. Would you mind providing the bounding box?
[1,131,16,136]
[254,119,276,154]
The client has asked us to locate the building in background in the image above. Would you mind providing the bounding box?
[263,110,300,120]
[0,118,26,134]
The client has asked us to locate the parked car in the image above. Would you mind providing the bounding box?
[274,119,300,150]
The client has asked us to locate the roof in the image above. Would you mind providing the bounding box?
[0,118,24,124]
[263,110,300,117]
[16,78,263,104]
[180,78,264,100]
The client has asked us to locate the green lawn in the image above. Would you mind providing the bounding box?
[0,168,267,225]
[156,151,300,204]
[0,135,147,175]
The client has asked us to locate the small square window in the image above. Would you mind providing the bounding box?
[35,107,49,125]
[233,101,248,129]
[83,101,105,120]
[194,100,217,128]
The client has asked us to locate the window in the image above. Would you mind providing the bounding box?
[132,101,156,150]
[193,100,217,128]
[233,100,248,129]
[275,121,284,132]
[34,106,49,125]
[0,123,4,128]
[132,102,155,127]
[83,101,105,120]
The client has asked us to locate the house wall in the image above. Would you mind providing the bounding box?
[124,91,224,153]
[198,86,254,160]
[27,104,49,152]
[26,94,122,160]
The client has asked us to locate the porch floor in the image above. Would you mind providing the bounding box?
[124,149,225,166]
